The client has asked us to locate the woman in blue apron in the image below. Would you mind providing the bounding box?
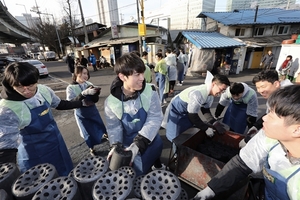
[66,66,107,155]
[0,62,87,176]
[105,53,164,176]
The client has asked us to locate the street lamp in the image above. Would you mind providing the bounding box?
[16,3,28,14]
[16,3,30,27]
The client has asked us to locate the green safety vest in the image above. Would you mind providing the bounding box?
[106,84,154,119]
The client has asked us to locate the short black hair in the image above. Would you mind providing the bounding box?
[114,53,145,76]
[230,82,244,95]
[131,50,141,57]
[268,85,300,125]
[212,74,230,86]
[166,48,172,54]
[3,62,39,87]
[156,53,163,59]
[142,51,148,57]
[252,70,279,84]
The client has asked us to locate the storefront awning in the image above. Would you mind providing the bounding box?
[178,31,245,49]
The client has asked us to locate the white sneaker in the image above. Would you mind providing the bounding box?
[176,83,182,86]
[151,163,166,171]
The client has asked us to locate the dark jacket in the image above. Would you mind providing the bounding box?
[67,56,75,73]
[261,53,274,64]
[80,57,88,66]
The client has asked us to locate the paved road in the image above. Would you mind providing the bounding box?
[32,61,268,198]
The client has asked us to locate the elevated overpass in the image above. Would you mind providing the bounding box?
[0,2,32,44]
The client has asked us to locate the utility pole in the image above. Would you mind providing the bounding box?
[286,0,290,10]
[254,5,259,22]
[136,0,142,54]
[50,14,63,57]
[186,0,189,29]
[120,13,124,24]
[30,0,45,51]
[78,0,89,44]
[140,0,146,53]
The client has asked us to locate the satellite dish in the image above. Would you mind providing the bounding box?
[234,48,241,54]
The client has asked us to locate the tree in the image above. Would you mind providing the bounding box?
[29,18,61,56]
[61,0,81,52]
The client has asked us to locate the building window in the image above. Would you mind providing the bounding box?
[254,27,265,36]
[277,25,290,35]
[235,28,245,36]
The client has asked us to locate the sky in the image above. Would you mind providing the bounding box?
[3,0,300,25]
[1,0,227,25]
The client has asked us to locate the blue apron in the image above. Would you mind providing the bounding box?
[222,101,247,134]
[263,143,300,200]
[165,96,193,142]
[121,94,163,176]
[155,72,159,85]
[75,85,106,149]
[18,98,73,176]
[177,62,185,82]
[75,105,106,148]
[157,72,166,104]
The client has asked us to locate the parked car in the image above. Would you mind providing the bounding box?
[20,60,49,78]
[38,54,45,60]
[0,56,17,75]
[44,51,56,61]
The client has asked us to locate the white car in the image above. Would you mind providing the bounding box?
[20,60,49,78]
[44,51,56,61]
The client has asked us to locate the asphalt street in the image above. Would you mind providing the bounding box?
[3,60,267,198]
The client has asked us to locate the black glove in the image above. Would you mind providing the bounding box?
[188,113,209,131]
[85,86,101,103]
[133,134,150,154]
[246,115,257,129]
[212,121,226,135]
[214,103,225,118]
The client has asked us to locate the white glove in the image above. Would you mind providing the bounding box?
[205,128,214,137]
[247,126,258,135]
[107,146,116,161]
[125,143,139,165]
[192,187,215,200]
[239,139,247,148]
[81,87,97,96]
